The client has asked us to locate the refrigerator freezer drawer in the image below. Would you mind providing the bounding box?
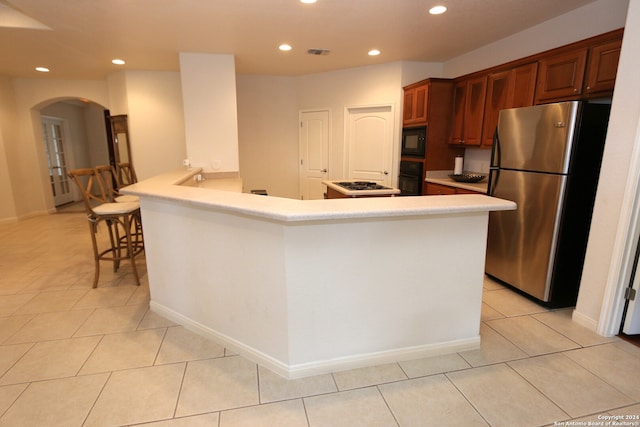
[485,169,567,301]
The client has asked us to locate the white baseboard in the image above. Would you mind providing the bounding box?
[571,309,600,332]
[150,301,480,379]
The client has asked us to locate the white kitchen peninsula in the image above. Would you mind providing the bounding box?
[123,169,515,379]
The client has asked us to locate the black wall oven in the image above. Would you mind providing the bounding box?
[399,161,423,196]
[401,126,426,158]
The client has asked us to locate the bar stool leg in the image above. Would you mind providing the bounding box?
[123,214,140,286]
[88,218,102,289]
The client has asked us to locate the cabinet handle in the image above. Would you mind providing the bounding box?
[320,168,327,173]
[574,88,578,93]
[586,86,591,91]
[383,171,389,175]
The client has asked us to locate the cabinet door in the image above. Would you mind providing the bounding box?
[535,48,587,103]
[482,63,537,148]
[450,81,466,145]
[510,62,538,108]
[456,188,482,194]
[482,70,511,147]
[425,182,456,195]
[403,84,429,125]
[462,76,487,146]
[403,89,415,123]
[412,84,428,123]
[585,39,621,96]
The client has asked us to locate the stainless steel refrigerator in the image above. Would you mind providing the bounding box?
[485,101,610,307]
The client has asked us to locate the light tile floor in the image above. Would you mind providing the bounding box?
[0,212,639,426]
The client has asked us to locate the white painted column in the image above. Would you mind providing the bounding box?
[179,53,239,172]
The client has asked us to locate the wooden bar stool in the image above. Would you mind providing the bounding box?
[95,164,139,203]
[68,168,144,287]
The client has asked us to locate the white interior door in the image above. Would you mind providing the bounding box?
[299,110,329,200]
[623,233,640,334]
[41,116,74,206]
[623,279,640,334]
[346,105,394,185]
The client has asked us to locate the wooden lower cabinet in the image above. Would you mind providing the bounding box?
[425,183,457,195]
[454,187,482,194]
[424,182,483,195]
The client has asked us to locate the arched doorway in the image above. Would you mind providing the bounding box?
[36,98,110,209]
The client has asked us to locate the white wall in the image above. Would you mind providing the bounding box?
[180,53,239,173]
[236,75,298,198]
[576,0,640,331]
[10,78,109,217]
[400,61,444,86]
[120,71,186,180]
[107,72,128,115]
[40,100,110,175]
[84,103,110,167]
[0,75,18,222]
[235,60,438,198]
[41,102,90,169]
[295,62,405,182]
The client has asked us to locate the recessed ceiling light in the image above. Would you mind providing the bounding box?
[279,44,292,51]
[368,49,381,56]
[429,5,447,15]
[35,67,49,73]
[112,59,126,65]
[300,0,317,3]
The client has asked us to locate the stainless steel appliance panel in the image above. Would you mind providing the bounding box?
[493,101,579,174]
[485,169,567,301]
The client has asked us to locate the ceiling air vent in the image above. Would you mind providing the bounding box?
[307,48,331,56]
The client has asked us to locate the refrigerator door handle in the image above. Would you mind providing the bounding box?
[491,128,501,168]
[488,169,500,196]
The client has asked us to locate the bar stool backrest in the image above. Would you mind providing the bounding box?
[67,168,111,215]
[95,165,119,202]
[117,163,137,188]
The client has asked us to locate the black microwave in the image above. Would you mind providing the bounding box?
[402,126,426,157]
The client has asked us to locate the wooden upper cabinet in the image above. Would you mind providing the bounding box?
[463,76,487,146]
[585,39,621,96]
[535,48,588,103]
[450,76,487,146]
[403,83,429,125]
[482,70,511,148]
[450,81,466,145]
[481,63,537,147]
[511,62,538,108]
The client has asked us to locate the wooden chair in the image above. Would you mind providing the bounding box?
[68,168,144,287]
[95,164,138,203]
[117,162,137,186]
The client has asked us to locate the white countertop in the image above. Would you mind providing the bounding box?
[123,168,514,223]
[425,170,489,194]
[322,180,401,196]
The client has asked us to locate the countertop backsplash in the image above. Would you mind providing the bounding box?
[462,148,491,174]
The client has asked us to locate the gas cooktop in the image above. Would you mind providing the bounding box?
[335,181,391,191]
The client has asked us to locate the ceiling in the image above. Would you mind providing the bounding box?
[0,0,598,80]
